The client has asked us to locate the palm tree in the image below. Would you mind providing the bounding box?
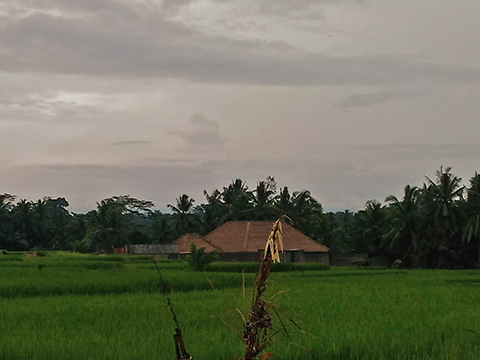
[44,197,72,250]
[274,186,293,217]
[220,179,253,221]
[167,194,199,236]
[424,166,464,218]
[418,167,465,267]
[250,181,276,220]
[168,194,195,214]
[147,212,176,243]
[354,200,388,255]
[0,194,15,249]
[10,199,36,250]
[462,172,480,266]
[285,190,324,241]
[199,189,226,233]
[385,185,420,267]
[88,200,132,248]
[328,210,356,255]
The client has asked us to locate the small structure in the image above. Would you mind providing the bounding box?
[129,243,177,257]
[175,221,329,263]
[131,221,329,263]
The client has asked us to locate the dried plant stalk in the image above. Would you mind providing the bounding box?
[174,328,191,360]
[264,219,284,263]
[153,260,191,360]
[242,220,283,360]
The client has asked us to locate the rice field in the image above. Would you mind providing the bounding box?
[1,253,480,359]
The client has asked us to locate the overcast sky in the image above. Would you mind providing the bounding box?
[1,0,479,212]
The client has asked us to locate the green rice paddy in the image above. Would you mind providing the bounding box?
[1,253,480,359]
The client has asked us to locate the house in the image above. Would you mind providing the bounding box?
[173,221,329,263]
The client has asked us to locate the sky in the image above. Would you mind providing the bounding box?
[1,0,479,213]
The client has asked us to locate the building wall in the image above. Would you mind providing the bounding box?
[129,244,177,255]
[302,251,330,264]
[217,250,329,264]
[128,244,330,264]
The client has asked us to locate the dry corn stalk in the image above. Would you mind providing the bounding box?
[242,219,284,360]
[264,219,284,263]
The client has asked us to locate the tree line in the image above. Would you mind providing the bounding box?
[1,169,479,268]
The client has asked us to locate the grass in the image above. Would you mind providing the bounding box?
[1,253,480,359]
[206,261,330,272]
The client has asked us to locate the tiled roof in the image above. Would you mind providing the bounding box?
[173,233,220,253]
[204,221,329,253]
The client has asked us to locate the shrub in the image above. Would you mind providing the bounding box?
[186,243,218,271]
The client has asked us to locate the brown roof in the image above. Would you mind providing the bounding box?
[204,221,329,253]
[173,233,220,253]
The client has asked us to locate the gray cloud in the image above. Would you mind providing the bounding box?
[2,140,479,212]
[337,91,409,109]
[1,3,479,86]
[253,0,370,19]
[112,140,151,146]
[163,0,369,17]
[0,161,220,212]
[2,0,480,215]
[175,113,226,149]
[0,91,106,123]
[161,0,193,15]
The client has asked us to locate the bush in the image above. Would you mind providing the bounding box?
[186,243,218,271]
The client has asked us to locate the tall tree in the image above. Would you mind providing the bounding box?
[418,167,465,267]
[83,199,132,248]
[462,172,480,266]
[328,210,356,255]
[0,194,15,249]
[354,200,388,255]
[10,199,36,250]
[250,180,276,220]
[199,189,225,233]
[167,194,199,236]
[275,189,325,242]
[385,185,420,267]
[147,211,176,243]
[274,186,293,217]
[221,179,253,221]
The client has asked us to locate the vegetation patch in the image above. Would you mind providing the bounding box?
[0,266,480,359]
[206,261,330,273]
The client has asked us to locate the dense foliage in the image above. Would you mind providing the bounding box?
[1,169,480,268]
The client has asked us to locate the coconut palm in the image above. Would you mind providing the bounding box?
[0,194,15,249]
[88,200,132,247]
[250,180,276,220]
[328,210,356,255]
[287,190,324,241]
[167,194,199,236]
[10,199,36,250]
[44,197,72,249]
[385,185,420,267]
[354,200,388,255]
[462,172,480,265]
[221,179,253,221]
[274,186,293,217]
[418,167,465,267]
[199,189,226,233]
